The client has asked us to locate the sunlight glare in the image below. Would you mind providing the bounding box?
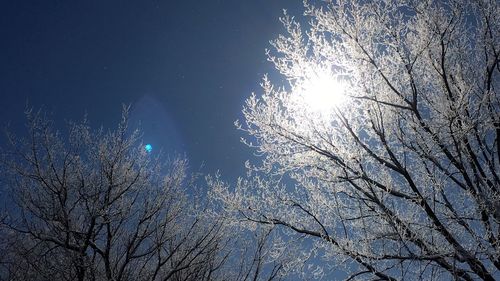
[296,70,346,113]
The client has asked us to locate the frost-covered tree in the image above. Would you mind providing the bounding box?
[0,108,233,281]
[211,0,499,280]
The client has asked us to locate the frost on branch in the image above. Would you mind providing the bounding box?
[213,0,500,280]
[0,107,233,281]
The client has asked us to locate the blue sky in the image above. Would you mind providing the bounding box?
[0,0,304,180]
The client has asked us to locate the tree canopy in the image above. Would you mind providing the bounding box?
[0,108,283,281]
[212,0,500,280]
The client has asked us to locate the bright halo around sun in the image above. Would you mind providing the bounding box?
[296,69,346,114]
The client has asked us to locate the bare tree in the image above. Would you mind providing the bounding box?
[222,226,284,281]
[0,108,231,281]
[211,0,499,280]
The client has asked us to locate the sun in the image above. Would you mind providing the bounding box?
[295,69,346,114]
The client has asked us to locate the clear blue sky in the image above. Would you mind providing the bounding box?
[0,1,304,180]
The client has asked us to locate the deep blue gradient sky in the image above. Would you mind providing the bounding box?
[0,1,304,180]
